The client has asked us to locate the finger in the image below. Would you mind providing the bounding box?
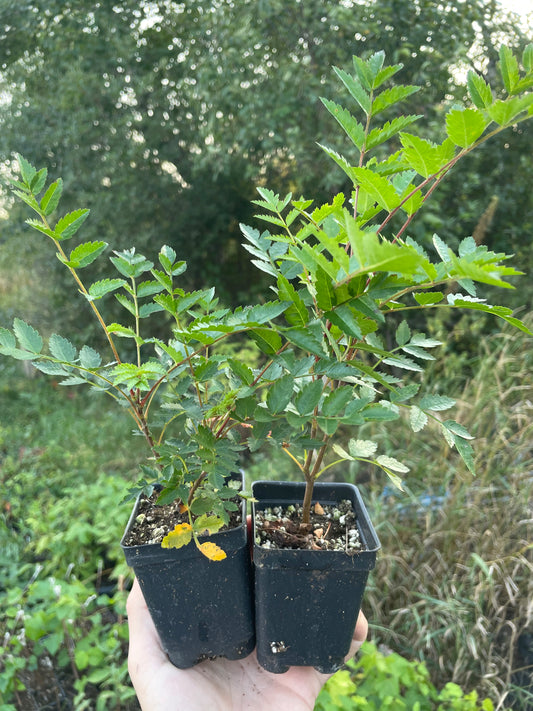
[127,578,168,665]
[345,610,368,661]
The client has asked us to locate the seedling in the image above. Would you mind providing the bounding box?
[2,45,532,552]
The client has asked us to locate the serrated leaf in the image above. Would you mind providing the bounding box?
[115,293,137,316]
[294,380,323,416]
[419,395,456,411]
[376,455,410,474]
[413,292,444,306]
[24,219,57,239]
[395,320,410,346]
[372,85,420,115]
[193,514,225,535]
[161,523,193,549]
[266,374,294,414]
[30,167,47,194]
[443,420,474,440]
[315,267,336,312]
[88,279,126,300]
[198,541,227,561]
[333,66,371,114]
[410,406,428,432]
[487,95,533,125]
[250,327,282,355]
[32,361,69,376]
[332,443,355,461]
[107,323,137,339]
[60,240,107,268]
[137,280,165,299]
[40,178,63,216]
[349,439,378,457]
[467,71,493,110]
[13,319,43,354]
[326,304,364,340]
[346,221,435,280]
[390,384,419,403]
[454,436,475,475]
[352,167,401,212]
[499,45,520,94]
[322,386,353,416]
[383,355,423,372]
[366,115,422,151]
[49,334,77,362]
[445,108,488,148]
[14,189,40,211]
[16,154,37,186]
[400,134,455,178]
[318,144,359,184]
[401,345,435,361]
[227,358,254,385]
[321,98,365,150]
[79,345,102,369]
[0,328,16,349]
[284,324,326,357]
[55,209,90,240]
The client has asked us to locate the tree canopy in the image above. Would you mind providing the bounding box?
[0,0,531,312]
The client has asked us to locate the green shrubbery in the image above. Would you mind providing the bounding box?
[316,642,494,710]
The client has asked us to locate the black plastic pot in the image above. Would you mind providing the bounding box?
[252,480,380,674]
[121,476,255,668]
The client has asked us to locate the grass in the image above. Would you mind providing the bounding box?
[362,320,533,709]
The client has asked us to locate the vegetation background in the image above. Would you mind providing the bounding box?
[0,0,531,709]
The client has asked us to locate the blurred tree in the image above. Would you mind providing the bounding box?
[0,0,530,320]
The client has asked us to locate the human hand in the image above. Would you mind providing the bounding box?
[127,577,368,711]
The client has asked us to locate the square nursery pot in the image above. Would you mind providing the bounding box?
[252,480,380,674]
[121,475,255,668]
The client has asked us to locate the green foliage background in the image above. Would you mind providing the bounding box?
[0,0,531,314]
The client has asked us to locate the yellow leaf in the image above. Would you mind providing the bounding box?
[161,523,192,549]
[198,541,227,561]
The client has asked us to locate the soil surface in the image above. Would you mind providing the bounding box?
[255,499,365,553]
[122,491,243,546]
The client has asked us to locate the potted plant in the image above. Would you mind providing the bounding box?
[2,44,532,673]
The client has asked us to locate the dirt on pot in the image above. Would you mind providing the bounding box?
[255,499,365,553]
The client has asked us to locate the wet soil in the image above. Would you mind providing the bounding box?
[255,499,365,553]
[122,491,243,546]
